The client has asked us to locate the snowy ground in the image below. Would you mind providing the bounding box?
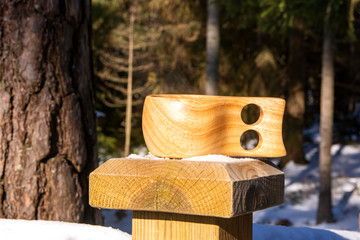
[253,143,360,232]
[0,219,131,240]
[0,218,358,240]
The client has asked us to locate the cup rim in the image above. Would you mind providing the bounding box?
[147,94,285,102]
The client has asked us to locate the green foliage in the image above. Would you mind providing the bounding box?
[221,0,260,29]
[258,0,295,34]
[92,0,125,51]
[257,0,325,38]
[329,0,357,41]
[259,0,356,41]
[221,0,356,42]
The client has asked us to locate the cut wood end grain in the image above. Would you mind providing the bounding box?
[89,157,284,217]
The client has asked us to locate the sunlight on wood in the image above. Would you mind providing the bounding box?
[142,95,286,158]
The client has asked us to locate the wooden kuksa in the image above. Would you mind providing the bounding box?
[142,95,286,158]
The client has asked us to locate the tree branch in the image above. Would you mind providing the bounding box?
[95,70,128,84]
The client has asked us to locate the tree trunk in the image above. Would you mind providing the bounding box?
[317,4,334,224]
[0,0,101,224]
[124,7,135,157]
[206,0,220,95]
[279,20,308,168]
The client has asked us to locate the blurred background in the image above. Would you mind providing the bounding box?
[93,0,360,164]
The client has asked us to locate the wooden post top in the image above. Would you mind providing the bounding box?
[89,157,284,218]
[142,95,286,158]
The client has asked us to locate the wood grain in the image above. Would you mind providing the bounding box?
[142,94,286,158]
[89,158,284,217]
[132,211,252,240]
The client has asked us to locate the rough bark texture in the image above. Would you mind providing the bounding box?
[279,20,308,168]
[317,5,334,224]
[206,0,220,95]
[0,0,101,224]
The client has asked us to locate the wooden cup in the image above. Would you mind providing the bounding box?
[142,94,286,158]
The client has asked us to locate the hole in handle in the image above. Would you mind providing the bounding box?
[240,130,260,150]
[241,104,261,125]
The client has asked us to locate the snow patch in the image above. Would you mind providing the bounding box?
[254,223,360,240]
[182,155,254,162]
[127,153,255,162]
[0,219,131,240]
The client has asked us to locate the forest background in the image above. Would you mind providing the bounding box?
[94,0,360,168]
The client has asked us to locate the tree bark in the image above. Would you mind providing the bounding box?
[0,0,101,224]
[206,0,220,95]
[317,3,334,224]
[279,20,308,168]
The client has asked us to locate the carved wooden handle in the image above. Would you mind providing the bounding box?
[142,94,286,158]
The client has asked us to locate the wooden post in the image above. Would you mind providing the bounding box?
[132,211,252,240]
[89,158,284,240]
